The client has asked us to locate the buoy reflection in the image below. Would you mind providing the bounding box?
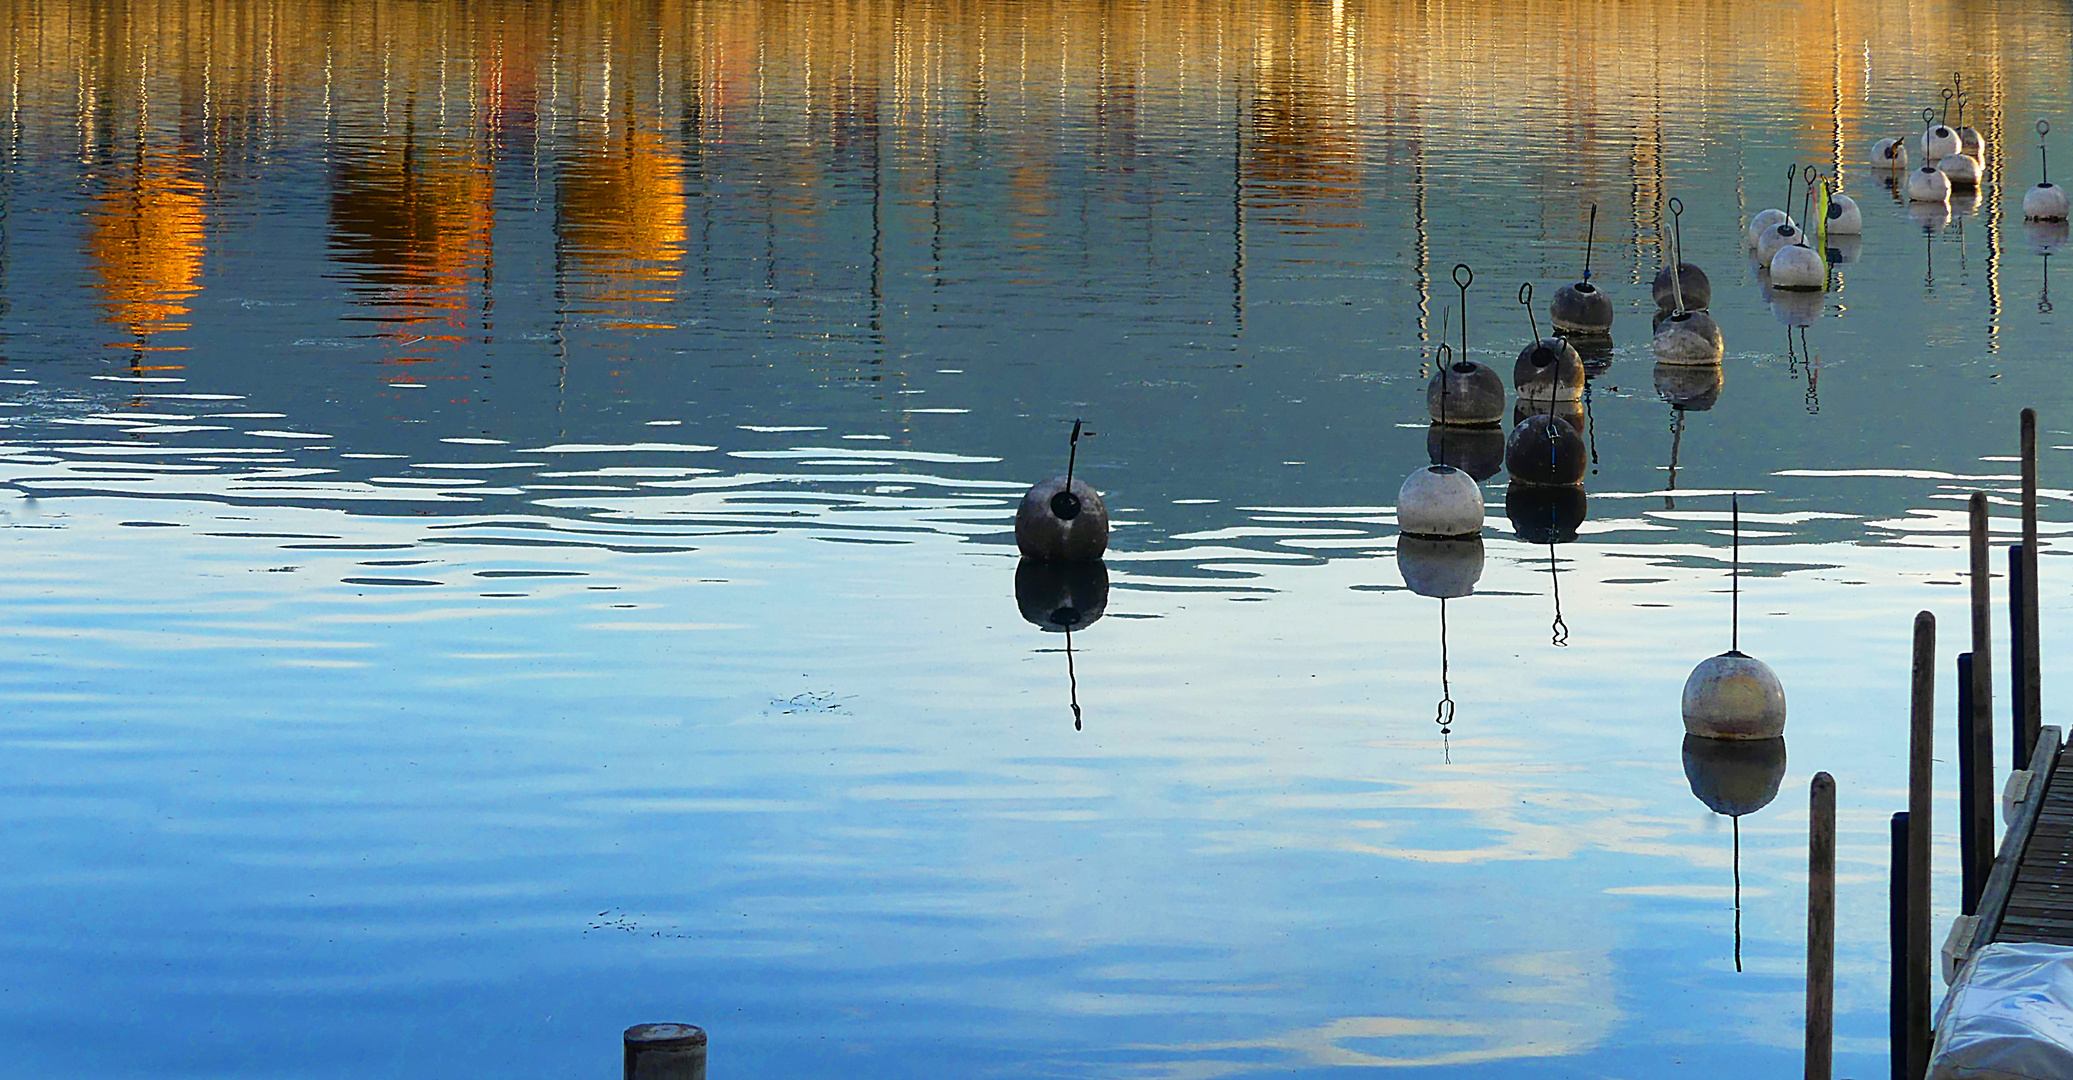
[1015,558,1109,732]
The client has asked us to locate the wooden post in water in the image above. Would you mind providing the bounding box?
[1890,810,1910,1080]
[1907,610,1936,1080]
[2022,408,2042,767]
[1958,652,1987,913]
[2013,544,2031,770]
[1808,772,1837,1080]
[625,1024,707,1080]
[1965,495,1998,907]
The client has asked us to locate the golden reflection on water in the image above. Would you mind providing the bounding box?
[13,0,2072,346]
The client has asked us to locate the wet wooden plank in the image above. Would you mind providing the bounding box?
[1975,727,2065,956]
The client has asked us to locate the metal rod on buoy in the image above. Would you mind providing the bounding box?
[625,1024,707,1080]
[1581,204,1598,283]
[1889,809,1910,1080]
[1669,197,1689,315]
[1968,492,1995,887]
[1731,495,1741,652]
[1958,651,1987,914]
[1808,771,1836,1080]
[1905,610,1935,1080]
[2022,408,2042,765]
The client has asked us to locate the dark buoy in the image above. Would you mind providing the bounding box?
[1427,423,1505,481]
[1651,309,1724,365]
[625,1024,708,1080]
[1550,204,1614,334]
[1653,264,1711,312]
[1511,283,1585,404]
[1682,734,1788,818]
[1397,535,1484,600]
[1015,558,1109,632]
[1513,397,1584,434]
[1654,362,1723,412]
[1427,349,1506,427]
[1565,332,1615,373]
[1505,413,1588,486]
[1014,419,1109,562]
[1505,482,1587,545]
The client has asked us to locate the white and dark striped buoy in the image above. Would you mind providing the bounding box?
[1550,204,1614,334]
[2026,120,2071,222]
[1014,419,1110,562]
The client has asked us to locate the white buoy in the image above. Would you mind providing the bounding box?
[1870,138,1909,171]
[1958,127,1986,160]
[1014,420,1110,562]
[1746,208,1791,247]
[2026,184,2070,222]
[1824,188,1863,235]
[1921,125,1961,162]
[1907,164,1951,203]
[1651,310,1725,365]
[1769,242,1825,291]
[1397,535,1484,600]
[1397,464,1484,539]
[1938,153,1982,189]
[1683,497,1787,741]
[1754,219,1805,263]
[2026,120,2070,222]
[1685,651,1788,739]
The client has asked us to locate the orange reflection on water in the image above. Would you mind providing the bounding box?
[85,152,206,348]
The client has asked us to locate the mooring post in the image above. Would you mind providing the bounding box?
[1965,495,1998,907]
[1808,772,1837,1080]
[1907,610,1935,1080]
[625,1024,708,1080]
[2012,544,2031,769]
[1958,652,1987,913]
[1890,810,1910,1080]
[2021,408,2042,766]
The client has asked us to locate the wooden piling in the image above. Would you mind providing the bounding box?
[1965,493,1998,912]
[2013,545,2031,770]
[1958,652,1989,913]
[1890,810,1909,1080]
[1808,771,1836,1080]
[2021,408,2042,767]
[1907,610,1935,1080]
[625,1024,707,1080]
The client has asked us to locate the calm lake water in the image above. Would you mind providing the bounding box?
[3,0,2071,1075]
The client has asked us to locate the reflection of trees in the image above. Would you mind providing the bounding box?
[86,151,206,345]
[327,119,493,337]
[558,124,687,310]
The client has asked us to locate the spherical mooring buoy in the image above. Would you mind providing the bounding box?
[1397,464,1484,539]
[1769,243,1825,291]
[1427,359,1508,427]
[1907,164,1952,203]
[1747,208,1792,247]
[1682,733,1787,817]
[1653,263,1713,312]
[1922,124,1961,162]
[1957,125,1986,161]
[1427,423,1507,482]
[1513,338,1586,404]
[1504,413,1588,487]
[1682,650,1787,740]
[1871,138,1909,171]
[2026,182,2071,222]
[1651,309,1725,366]
[1755,219,1804,263]
[1550,281,1614,334]
[1397,535,1485,600]
[1939,153,1982,189]
[1825,191,1863,235]
[1015,476,1110,561]
[1015,557,1110,632]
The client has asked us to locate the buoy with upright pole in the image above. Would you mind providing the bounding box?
[1823,177,1863,235]
[1512,283,1585,406]
[1953,75,1987,160]
[2026,120,2070,222]
[1652,200,1726,365]
[1909,108,1955,203]
[1683,496,1788,741]
[1770,171,1828,291]
[1402,266,1489,541]
[1653,196,1713,312]
[1015,419,1110,562]
[1748,163,1798,247]
[1551,204,1615,334]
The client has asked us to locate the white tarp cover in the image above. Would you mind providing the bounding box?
[1930,941,2073,1080]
